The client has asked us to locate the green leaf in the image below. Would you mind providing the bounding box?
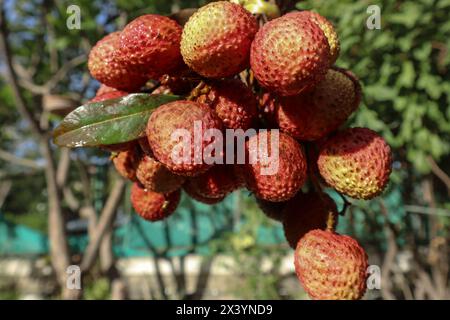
[52,93,181,148]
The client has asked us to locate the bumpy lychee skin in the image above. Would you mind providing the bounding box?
[118,15,183,78]
[243,131,308,202]
[269,68,361,141]
[297,11,340,64]
[318,128,392,200]
[89,90,128,103]
[131,183,180,221]
[198,79,258,130]
[136,155,186,194]
[282,192,338,249]
[112,146,141,181]
[250,12,330,96]
[295,230,368,300]
[256,197,286,222]
[96,84,127,96]
[185,165,240,199]
[88,32,149,91]
[181,1,258,78]
[183,182,225,205]
[147,100,223,177]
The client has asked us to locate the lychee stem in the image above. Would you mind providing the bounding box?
[326,210,336,232]
[187,81,210,101]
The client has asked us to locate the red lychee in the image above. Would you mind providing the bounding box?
[317,128,392,200]
[294,229,368,300]
[89,90,128,103]
[130,183,180,221]
[250,12,330,96]
[96,84,127,96]
[183,182,225,205]
[185,165,240,199]
[118,15,183,79]
[112,145,141,181]
[197,79,258,130]
[181,1,258,78]
[136,154,186,194]
[266,68,361,141]
[88,32,149,91]
[146,100,223,177]
[297,11,340,64]
[243,131,308,202]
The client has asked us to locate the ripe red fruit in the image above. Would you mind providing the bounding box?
[243,131,308,202]
[88,32,149,91]
[112,145,141,181]
[118,15,183,79]
[96,84,127,96]
[250,12,330,96]
[295,229,368,300]
[265,68,361,141]
[297,11,340,64]
[89,90,128,103]
[181,1,258,78]
[146,100,223,177]
[131,183,180,221]
[317,128,392,199]
[183,182,225,205]
[282,192,338,249]
[197,79,258,130]
[185,165,240,199]
[136,155,186,194]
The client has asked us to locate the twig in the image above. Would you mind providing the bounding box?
[0,6,43,135]
[427,156,450,196]
[80,177,126,272]
[0,149,42,169]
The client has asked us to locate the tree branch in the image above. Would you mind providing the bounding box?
[0,4,43,135]
[427,156,450,196]
[0,149,42,169]
[80,177,126,272]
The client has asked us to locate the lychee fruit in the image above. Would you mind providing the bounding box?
[181,1,258,78]
[112,145,141,181]
[294,229,368,300]
[255,197,286,222]
[183,182,225,205]
[96,84,127,96]
[138,137,153,156]
[136,154,186,194]
[267,68,361,141]
[89,90,128,103]
[88,32,149,91]
[117,15,183,79]
[317,128,392,200]
[130,183,180,221]
[297,11,340,64]
[282,191,338,249]
[243,131,308,202]
[146,100,223,177]
[197,79,258,130]
[250,12,330,96]
[185,165,240,199]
